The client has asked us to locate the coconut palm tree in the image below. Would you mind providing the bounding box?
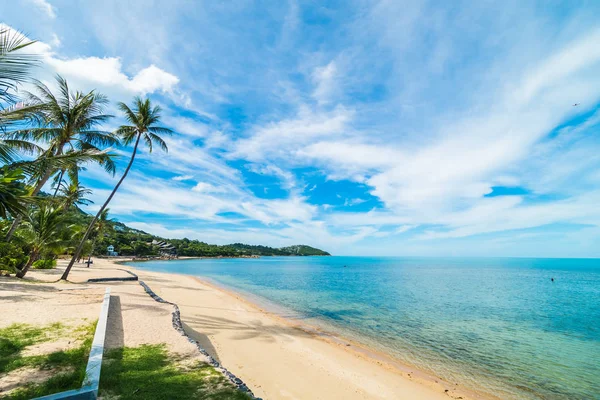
[0,168,29,219]
[62,97,173,280]
[0,28,44,163]
[58,180,93,210]
[0,27,38,105]
[16,206,68,278]
[5,75,118,240]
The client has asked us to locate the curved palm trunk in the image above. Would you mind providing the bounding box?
[5,168,55,241]
[16,248,39,279]
[52,169,65,197]
[61,133,141,280]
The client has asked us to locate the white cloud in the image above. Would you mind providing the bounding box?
[192,182,225,193]
[172,175,194,181]
[247,163,296,190]
[231,105,354,162]
[3,25,179,99]
[50,33,61,48]
[513,28,600,107]
[312,61,338,105]
[343,198,367,207]
[86,169,317,228]
[148,136,241,184]
[46,57,179,94]
[128,64,179,94]
[394,225,415,234]
[30,0,56,18]
[164,116,210,137]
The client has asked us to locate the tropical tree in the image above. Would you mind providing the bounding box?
[4,75,118,240]
[0,27,38,106]
[0,28,43,164]
[0,167,29,219]
[16,206,68,278]
[62,97,173,280]
[58,180,93,210]
[0,134,42,165]
[51,158,82,197]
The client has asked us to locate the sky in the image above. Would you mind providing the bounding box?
[2,0,600,257]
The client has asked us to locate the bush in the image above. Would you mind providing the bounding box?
[0,242,28,273]
[118,244,133,256]
[32,259,57,269]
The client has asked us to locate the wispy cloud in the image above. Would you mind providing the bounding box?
[30,0,56,18]
[172,175,194,181]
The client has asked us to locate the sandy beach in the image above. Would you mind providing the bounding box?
[0,258,487,400]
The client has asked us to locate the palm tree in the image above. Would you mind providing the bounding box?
[16,206,68,278]
[0,28,43,164]
[62,97,173,280]
[85,208,113,267]
[0,27,38,105]
[0,168,29,219]
[58,180,93,210]
[51,158,81,197]
[5,75,118,240]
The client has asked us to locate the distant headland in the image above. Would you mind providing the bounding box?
[101,217,330,258]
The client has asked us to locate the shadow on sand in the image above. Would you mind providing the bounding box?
[105,295,125,348]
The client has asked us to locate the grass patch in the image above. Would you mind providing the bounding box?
[0,322,64,372]
[0,321,96,400]
[1,369,87,400]
[100,344,252,399]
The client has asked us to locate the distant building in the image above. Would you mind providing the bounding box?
[151,239,177,256]
[107,245,118,257]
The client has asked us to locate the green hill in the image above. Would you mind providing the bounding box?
[227,243,330,256]
[77,210,330,257]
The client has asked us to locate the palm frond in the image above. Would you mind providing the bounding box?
[11,148,117,177]
[117,101,138,125]
[146,132,168,153]
[0,28,39,103]
[115,97,172,154]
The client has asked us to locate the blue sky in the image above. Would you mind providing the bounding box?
[2,0,600,256]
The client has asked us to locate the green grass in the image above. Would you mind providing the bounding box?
[0,322,65,373]
[0,325,251,400]
[0,322,95,400]
[100,344,252,400]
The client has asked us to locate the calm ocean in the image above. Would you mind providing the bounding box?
[126,256,600,399]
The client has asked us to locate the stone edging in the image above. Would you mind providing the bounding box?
[87,276,137,283]
[135,277,261,399]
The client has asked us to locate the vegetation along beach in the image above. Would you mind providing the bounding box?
[2,1,600,399]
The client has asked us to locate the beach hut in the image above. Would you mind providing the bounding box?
[107,245,118,257]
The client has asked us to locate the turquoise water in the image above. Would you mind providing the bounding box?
[127,256,600,399]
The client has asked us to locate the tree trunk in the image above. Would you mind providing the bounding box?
[61,133,141,280]
[86,235,98,267]
[5,167,55,241]
[16,249,39,279]
[52,169,65,197]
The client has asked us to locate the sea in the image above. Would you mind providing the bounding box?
[125,256,600,400]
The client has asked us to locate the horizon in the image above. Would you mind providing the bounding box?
[3,1,600,258]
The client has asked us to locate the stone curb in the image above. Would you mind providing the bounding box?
[87,276,137,283]
[135,276,261,399]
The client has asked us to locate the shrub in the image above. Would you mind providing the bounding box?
[32,259,57,269]
[0,242,28,273]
